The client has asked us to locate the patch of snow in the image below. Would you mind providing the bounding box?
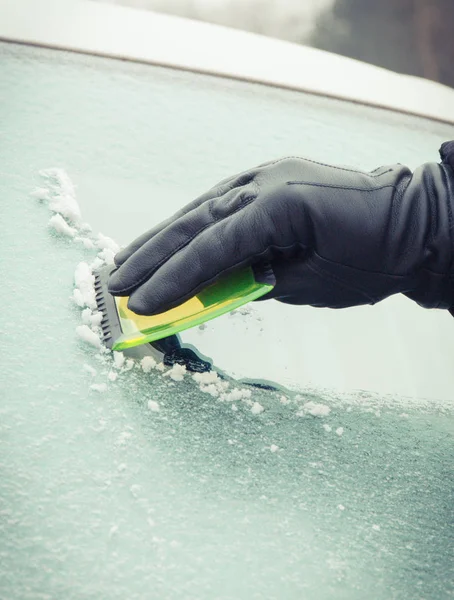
[270,444,279,453]
[220,388,251,402]
[323,424,332,433]
[75,236,96,249]
[124,358,135,371]
[338,504,345,511]
[49,214,77,237]
[40,167,82,224]
[193,371,219,385]
[141,356,157,373]
[280,395,290,405]
[251,402,264,415]
[96,233,120,254]
[98,248,116,265]
[76,325,102,349]
[298,401,331,417]
[74,262,96,309]
[335,427,344,437]
[165,364,186,382]
[113,351,125,369]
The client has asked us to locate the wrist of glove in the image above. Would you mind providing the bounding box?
[108,143,454,315]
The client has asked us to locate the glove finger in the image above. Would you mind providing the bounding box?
[114,167,261,267]
[125,200,270,315]
[109,186,257,297]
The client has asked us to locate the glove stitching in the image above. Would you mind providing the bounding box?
[286,182,398,192]
[267,156,392,177]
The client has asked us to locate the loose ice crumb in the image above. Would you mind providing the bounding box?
[90,383,107,392]
[76,325,102,349]
[338,505,345,511]
[270,444,279,453]
[117,463,127,472]
[155,363,165,372]
[165,364,186,382]
[113,351,125,369]
[335,427,344,437]
[108,371,118,382]
[83,364,97,376]
[49,214,77,238]
[251,402,264,415]
[141,356,157,373]
[372,524,380,531]
[298,402,331,417]
[323,424,332,433]
[231,404,238,411]
[147,400,160,412]
[280,395,290,405]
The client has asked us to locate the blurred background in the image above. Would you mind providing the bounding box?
[94,0,454,89]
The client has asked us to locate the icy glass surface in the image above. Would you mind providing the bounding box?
[1,42,454,599]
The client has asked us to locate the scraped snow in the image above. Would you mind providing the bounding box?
[76,325,102,349]
[113,352,125,369]
[40,167,82,224]
[220,388,251,402]
[251,402,264,415]
[165,364,186,382]
[74,262,96,309]
[193,371,219,385]
[298,402,331,417]
[75,236,96,249]
[141,356,157,373]
[49,214,77,238]
[98,248,116,265]
[96,233,120,254]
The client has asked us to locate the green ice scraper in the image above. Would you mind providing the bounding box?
[95,264,274,351]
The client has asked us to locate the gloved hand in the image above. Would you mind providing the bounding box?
[108,144,454,315]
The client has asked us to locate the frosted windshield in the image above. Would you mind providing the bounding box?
[1,42,454,599]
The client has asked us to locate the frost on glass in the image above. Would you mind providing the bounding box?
[1,42,454,599]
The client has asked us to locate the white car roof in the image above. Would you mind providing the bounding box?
[1,0,453,125]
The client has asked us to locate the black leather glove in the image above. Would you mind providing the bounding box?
[108,143,454,315]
